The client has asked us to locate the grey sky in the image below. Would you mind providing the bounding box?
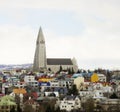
[0,0,120,69]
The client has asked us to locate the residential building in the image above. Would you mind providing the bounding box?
[59,95,81,111]
[97,73,106,82]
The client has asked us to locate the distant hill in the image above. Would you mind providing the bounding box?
[0,64,33,70]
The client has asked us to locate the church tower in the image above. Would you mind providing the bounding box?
[33,27,47,72]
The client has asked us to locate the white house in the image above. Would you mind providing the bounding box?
[97,74,106,82]
[27,81,38,87]
[93,90,104,99]
[59,96,81,111]
[14,81,26,88]
[44,91,59,97]
[49,80,59,87]
[59,80,67,87]
[24,75,35,82]
[79,91,92,97]
[102,85,114,94]
[24,75,38,87]
[92,83,103,90]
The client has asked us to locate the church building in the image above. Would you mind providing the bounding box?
[33,27,78,73]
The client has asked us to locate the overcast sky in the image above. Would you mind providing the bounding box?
[0,0,120,70]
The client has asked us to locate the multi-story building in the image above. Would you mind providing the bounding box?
[97,74,106,82]
[59,95,81,111]
[24,75,38,87]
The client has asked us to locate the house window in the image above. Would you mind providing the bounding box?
[6,106,8,109]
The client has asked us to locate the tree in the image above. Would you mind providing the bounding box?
[17,104,22,112]
[84,98,94,112]
[23,104,34,112]
[10,106,16,112]
[55,107,61,112]
[60,66,63,72]
[94,105,103,112]
[46,105,52,112]
[15,94,22,112]
[56,66,63,74]
[76,69,81,73]
[68,68,72,74]
[15,94,20,104]
[48,68,51,72]
[67,84,78,95]
[71,67,75,74]
[72,84,79,95]
[106,70,112,82]
[110,92,118,99]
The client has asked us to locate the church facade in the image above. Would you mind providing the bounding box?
[33,28,78,73]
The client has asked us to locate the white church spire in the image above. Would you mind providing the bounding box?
[33,27,47,72]
[37,27,45,44]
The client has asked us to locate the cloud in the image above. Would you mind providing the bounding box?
[0,25,36,64]
[0,23,119,69]
[0,0,120,69]
[45,28,120,69]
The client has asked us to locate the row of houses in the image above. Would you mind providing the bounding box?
[0,69,120,112]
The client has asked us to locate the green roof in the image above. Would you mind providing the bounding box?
[0,95,16,106]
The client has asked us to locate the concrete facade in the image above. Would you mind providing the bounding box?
[33,28,78,73]
[33,27,47,72]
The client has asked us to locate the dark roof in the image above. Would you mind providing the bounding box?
[47,58,73,65]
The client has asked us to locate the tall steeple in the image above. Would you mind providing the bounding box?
[37,27,45,44]
[33,27,47,72]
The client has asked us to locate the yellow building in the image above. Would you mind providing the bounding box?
[91,73,98,82]
[13,88,26,94]
[38,78,53,82]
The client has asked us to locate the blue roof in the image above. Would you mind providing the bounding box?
[72,73,83,78]
[72,72,93,78]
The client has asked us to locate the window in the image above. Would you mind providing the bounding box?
[6,106,8,109]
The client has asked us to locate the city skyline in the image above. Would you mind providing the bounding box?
[0,0,120,69]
